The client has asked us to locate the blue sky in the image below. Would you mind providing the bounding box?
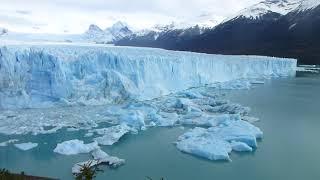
[0,0,260,34]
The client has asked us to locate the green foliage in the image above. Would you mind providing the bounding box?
[74,161,103,180]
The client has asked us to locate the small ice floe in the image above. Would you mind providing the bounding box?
[242,116,260,123]
[53,139,99,155]
[72,149,125,174]
[176,120,262,161]
[14,142,38,151]
[84,132,94,137]
[93,124,132,146]
[250,80,265,84]
[67,127,80,132]
[0,139,19,147]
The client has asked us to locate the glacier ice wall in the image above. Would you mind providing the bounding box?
[0,44,297,109]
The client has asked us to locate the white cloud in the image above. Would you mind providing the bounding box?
[0,0,260,34]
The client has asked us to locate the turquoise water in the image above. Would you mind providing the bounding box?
[1,73,320,180]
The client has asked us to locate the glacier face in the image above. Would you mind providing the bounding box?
[0,43,297,109]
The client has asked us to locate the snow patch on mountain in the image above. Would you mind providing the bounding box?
[224,0,301,22]
[296,0,320,11]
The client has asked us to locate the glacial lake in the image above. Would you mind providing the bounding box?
[0,72,319,180]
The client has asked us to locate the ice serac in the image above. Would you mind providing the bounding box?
[0,44,297,109]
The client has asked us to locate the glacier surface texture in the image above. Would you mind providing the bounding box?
[0,44,296,109]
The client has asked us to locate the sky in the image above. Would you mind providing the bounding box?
[0,0,260,34]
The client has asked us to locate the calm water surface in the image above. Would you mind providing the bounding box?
[1,73,319,180]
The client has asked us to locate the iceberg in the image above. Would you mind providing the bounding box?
[0,43,297,109]
[53,139,99,155]
[176,127,232,161]
[176,120,262,161]
[14,142,38,151]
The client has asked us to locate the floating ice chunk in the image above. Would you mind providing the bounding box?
[176,127,232,161]
[231,141,253,152]
[84,132,94,137]
[53,139,99,155]
[0,139,19,147]
[176,120,262,161]
[209,120,263,148]
[242,116,260,123]
[93,124,132,145]
[67,127,79,132]
[72,149,125,174]
[14,142,38,151]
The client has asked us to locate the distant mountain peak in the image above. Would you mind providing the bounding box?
[87,24,103,32]
[224,0,301,22]
[83,21,132,43]
[106,21,132,40]
[109,21,128,30]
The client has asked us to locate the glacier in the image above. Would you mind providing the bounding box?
[0,43,296,109]
[0,43,298,168]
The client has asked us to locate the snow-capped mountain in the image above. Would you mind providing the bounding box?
[106,21,132,40]
[83,24,113,43]
[224,0,301,22]
[115,0,320,64]
[83,21,133,43]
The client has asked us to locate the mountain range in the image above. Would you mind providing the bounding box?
[0,21,132,44]
[115,0,320,64]
[1,0,319,64]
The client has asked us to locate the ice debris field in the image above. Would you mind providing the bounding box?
[0,43,297,173]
